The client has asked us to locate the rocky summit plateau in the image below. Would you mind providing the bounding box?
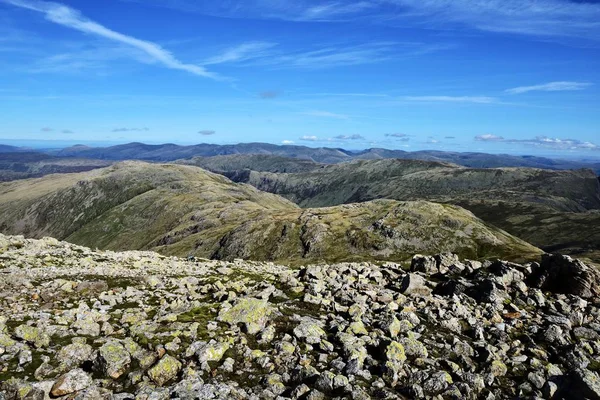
[1,234,600,399]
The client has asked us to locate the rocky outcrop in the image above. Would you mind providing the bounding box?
[528,253,600,298]
[1,234,599,399]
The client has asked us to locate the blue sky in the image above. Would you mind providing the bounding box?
[0,0,599,157]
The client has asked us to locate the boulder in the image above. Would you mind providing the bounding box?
[527,254,600,298]
[51,369,92,397]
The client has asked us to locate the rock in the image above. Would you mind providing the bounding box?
[423,371,453,394]
[51,369,92,396]
[572,368,600,400]
[467,278,508,304]
[411,255,438,275]
[293,318,326,344]
[527,254,600,298]
[196,341,230,363]
[399,273,432,297]
[13,325,49,348]
[58,342,94,369]
[148,355,182,386]
[217,298,273,334]
[490,360,507,377]
[400,333,428,359]
[98,340,131,379]
[435,253,460,274]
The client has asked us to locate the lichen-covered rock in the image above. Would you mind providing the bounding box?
[13,325,50,348]
[196,341,230,363]
[217,298,273,334]
[148,355,182,386]
[51,369,93,396]
[293,318,327,344]
[57,342,94,370]
[98,340,131,379]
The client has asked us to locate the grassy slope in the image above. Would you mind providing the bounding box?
[0,162,540,264]
[189,157,600,261]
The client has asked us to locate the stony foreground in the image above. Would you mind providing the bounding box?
[1,234,600,399]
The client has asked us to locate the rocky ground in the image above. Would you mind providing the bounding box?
[1,234,600,399]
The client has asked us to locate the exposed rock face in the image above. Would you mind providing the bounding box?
[1,233,600,399]
[528,253,600,298]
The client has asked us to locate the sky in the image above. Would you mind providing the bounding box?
[0,0,599,158]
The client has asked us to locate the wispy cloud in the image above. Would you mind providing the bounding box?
[40,127,52,132]
[386,133,408,138]
[282,140,295,145]
[123,0,600,41]
[61,129,73,134]
[506,81,593,94]
[475,134,600,151]
[388,0,600,41]
[112,127,149,132]
[2,0,221,79]
[198,130,216,136]
[300,135,319,141]
[401,96,497,104]
[334,134,364,140]
[261,42,397,69]
[121,1,377,22]
[475,134,505,141]
[301,110,350,119]
[203,42,276,65]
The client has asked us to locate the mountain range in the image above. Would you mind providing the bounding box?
[0,161,540,264]
[0,141,599,264]
[6,141,593,173]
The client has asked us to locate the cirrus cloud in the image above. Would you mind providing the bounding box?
[506,81,592,95]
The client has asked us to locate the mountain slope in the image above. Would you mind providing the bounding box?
[0,162,540,263]
[185,156,600,261]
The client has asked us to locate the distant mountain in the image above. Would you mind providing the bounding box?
[46,141,600,173]
[183,155,600,262]
[0,152,112,181]
[0,144,27,153]
[53,142,352,163]
[0,162,540,263]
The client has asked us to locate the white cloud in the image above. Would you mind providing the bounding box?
[300,135,318,141]
[282,140,295,144]
[475,134,505,141]
[301,110,349,119]
[401,96,497,104]
[506,81,593,94]
[2,0,221,79]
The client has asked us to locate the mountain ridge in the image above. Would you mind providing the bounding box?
[0,161,541,264]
